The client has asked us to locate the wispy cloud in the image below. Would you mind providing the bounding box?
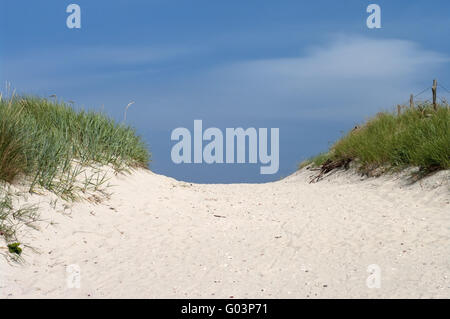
[158,36,449,122]
[2,36,448,126]
[235,36,448,78]
[1,45,201,90]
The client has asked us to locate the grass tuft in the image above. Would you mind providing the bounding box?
[300,104,450,175]
[0,186,38,261]
[0,95,150,196]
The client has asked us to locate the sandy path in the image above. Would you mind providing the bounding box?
[1,169,449,298]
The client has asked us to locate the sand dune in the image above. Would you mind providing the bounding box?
[1,168,449,298]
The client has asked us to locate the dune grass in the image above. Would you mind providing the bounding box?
[301,103,450,174]
[0,186,38,250]
[0,95,150,195]
[0,94,150,251]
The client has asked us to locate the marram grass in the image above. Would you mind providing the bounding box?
[0,95,150,197]
[301,104,450,174]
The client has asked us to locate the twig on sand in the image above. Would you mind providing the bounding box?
[310,158,351,183]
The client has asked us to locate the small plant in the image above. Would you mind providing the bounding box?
[1,187,39,248]
[7,242,22,255]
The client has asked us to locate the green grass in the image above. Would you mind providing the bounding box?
[0,94,150,252]
[299,152,330,169]
[0,95,150,197]
[0,186,38,259]
[300,103,450,174]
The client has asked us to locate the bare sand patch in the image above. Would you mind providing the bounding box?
[1,168,449,298]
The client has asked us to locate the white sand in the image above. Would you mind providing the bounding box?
[1,168,449,298]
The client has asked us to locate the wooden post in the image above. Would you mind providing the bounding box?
[410,94,414,109]
[432,79,437,110]
[397,104,401,116]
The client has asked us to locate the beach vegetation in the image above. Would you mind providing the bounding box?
[300,103,450,177]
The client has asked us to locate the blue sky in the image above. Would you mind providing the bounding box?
[1,1,449,182]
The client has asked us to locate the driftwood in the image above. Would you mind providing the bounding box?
[310,158,351,183]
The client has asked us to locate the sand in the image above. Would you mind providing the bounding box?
[0,167,449,298]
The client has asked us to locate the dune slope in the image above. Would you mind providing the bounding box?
[1,168,449,298]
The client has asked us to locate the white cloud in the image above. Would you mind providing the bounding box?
[2,36,448,126]
[238,37,447,79]
[164,36,449,121]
